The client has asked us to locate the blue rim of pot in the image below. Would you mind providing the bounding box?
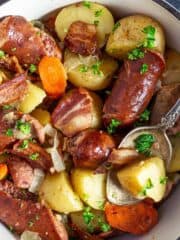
[0,0,179,19]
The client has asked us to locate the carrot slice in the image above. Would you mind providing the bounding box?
[0,163,8,180]
[38,56,67,98]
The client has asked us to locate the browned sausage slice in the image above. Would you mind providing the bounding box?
[103,50,165,126]
[0,73,28,106]
[10,141,53,172]
[0,16,61,65]
[0,191,68,240]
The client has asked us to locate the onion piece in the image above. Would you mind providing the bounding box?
[20,231,41,240]
[43,124,65,172]
[29,169,45,193]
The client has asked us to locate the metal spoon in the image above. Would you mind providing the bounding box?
[107,99,180,205]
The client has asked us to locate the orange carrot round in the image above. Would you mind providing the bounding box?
[38,56,67,98]
[0,163,8,180]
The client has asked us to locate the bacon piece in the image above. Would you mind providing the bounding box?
[0,191,68,240]
[52,88,102,137]
[0,180,37,202]
[0,55,23,73]
[150,83,180,125]
[66,129,115,169]
[0,135,16,153]
[10,141,53,172]
[0,16,61,65]
[64,21,98,56]
[7,156,34,189]
[103,51,165,126]
[0,73,28,106]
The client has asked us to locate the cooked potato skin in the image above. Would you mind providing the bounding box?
[39,171,84,213]
[71,168,106,210]
[55,2,114,47]
[64,50,118,90]
[66,129,115,169]
[117,157,166,202]
[105,202,158,235]
[106,15,165,59]
[51,88,102,137]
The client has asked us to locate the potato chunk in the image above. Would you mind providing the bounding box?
[117,157,166,202]
[55,2,114,47]
[39,171,84,214]
[18,82,46,114]
[31,108,50,126]
[64,50,118,90]
[106,15,165,59]
[71,168,106,210]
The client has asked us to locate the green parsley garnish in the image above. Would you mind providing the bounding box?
[142,25,156,48]
[19,139,29,149]
[91,61,103,76]
[83,1,91,8]
[3,105,13,110]
[139,109,150,122]
[160,176,168,184]
[140,63,148,74]
[29,64,37,73]
[112,22,120,32]
[79,64,88,73]
[6,129,13,137]
[16,120,31,135]
[95,9,103,17]
[107,119,121,134]
[29,152,39,161]
[140,178,154,196]
[134,133,156,156]
[94,20,99,26]
[83,207,95,233]
[128,48,145,60]
[98,217,111,232]
[0,50,5,58]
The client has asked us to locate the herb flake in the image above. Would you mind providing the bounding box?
[19,139,29,149]
[142,25,156,48]
[160,176,168,184]
[140,178,154,196]
[29,64,37,73]
[107,119,121,134]
[95,9,103,17]
[112,22,120,32]
[6,128,13,137]
[134,133,156,156]
[83,1,91,8]
[29,152,39,161]
[128,48,145,60]
[94,20,99,26]
[16,120,31,135]
[0,50,5,58]
[79,64,88,73]
[91,61,103,76]
[140,63,148,74]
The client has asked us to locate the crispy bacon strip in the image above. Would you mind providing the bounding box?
[10,141,53,172]
[0,191,68,240]
[0,16,61,65]
[64,21,98,56]
[7,156,34,189]
[0,73,28,106]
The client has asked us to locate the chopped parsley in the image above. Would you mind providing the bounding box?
[91,61,103,76]
[142,25,156,48]
[107,119,121,134]
[83,1,91,8]
[112,22,120,32]
[160,176,168,184]
[140,178,154,196]
[98,218,111,232]
[97,201,105,210]
[19,139,29,149]
[0,50,5,58]
[94,20,99,26]
[29,64,37,73]
[134,133,156,156]
[29,152,39,161]
[79,64,88,73]
[3,105,13,110]
[83,207,95,233]
[6,128,13,137]
[140,63,148,74]
[139,109,150,122]
[16,120,31,135]
[128,48,145,60]
[95,9,103,17]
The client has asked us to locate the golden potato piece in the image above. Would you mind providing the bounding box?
[106,15,165,59]
[18,82,46,114]
[39,171,84,214]
[71,168,106,210]
[64,50,118,90]
[55,2,114,47]
[31,108,50,126]
[168,136,180,172]
[117,157,166,202]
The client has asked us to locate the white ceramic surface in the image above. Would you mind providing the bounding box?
[0,0,179,240]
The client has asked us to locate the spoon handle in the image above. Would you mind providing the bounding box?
[159,99,180,130]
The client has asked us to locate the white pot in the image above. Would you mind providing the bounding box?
[0,1,179,240]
